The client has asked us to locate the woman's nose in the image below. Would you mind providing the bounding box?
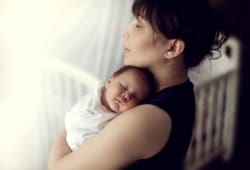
[122,27,129,39]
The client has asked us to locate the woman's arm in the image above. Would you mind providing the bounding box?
[47,127,72,169]
[48,104,172,170]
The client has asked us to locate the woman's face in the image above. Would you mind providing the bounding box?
[122,16,168,68]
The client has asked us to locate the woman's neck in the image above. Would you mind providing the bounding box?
[150,62,188,91]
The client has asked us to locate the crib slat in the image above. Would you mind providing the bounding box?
[64,75,71,101]
[44,72,56,126]
[40,71,51,115]
[195,88,206,160]
[64,75,73,110]
[75,81,84,101]
[222,73,238,160]
[214,79,226,150]
[204,84,216,155]
[53,73,61,117]
[40,72,61,142]
[185,141,193,165]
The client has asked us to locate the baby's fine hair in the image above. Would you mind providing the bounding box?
[132,0,228,68]
[112,65,156,98]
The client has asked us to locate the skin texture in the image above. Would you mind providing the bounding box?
[48,15,188,170]
[48,105,171,170]
[123,17,169,69]
[102,69,150,113]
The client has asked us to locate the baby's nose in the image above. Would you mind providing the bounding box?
[121,91,130,101]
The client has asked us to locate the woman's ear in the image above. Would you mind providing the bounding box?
[164,39,185,59]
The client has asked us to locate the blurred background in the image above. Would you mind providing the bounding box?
[0,0,249,169]
[202,0,250,169]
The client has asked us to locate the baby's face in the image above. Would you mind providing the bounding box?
[104,69,149,113]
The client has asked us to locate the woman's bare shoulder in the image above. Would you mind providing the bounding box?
[106,104,172,158]
[47,104,172,170]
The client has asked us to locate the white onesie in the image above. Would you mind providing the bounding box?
[64,83,117,151]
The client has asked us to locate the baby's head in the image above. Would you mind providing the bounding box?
[102,65,155,113]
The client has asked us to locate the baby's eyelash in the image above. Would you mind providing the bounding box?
[120,82,127,89]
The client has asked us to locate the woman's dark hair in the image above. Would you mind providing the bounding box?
[132,0,228,68]
[113,65,156,98]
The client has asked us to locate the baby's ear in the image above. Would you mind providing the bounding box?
[164,39,185,59]
[105,77,113,88]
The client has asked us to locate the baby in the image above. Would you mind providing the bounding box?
[64,65,155,151]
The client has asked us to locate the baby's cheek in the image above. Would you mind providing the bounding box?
[126,102,138,110]
[119,104,130,113]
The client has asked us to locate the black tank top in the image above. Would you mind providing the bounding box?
[125,80,195,170]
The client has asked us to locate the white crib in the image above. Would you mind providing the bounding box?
[39,37,240,169]
[185,37,240,169]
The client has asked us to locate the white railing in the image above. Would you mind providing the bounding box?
[184,37,240,169]
[38,58,99,163]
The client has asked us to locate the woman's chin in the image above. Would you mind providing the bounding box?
[123,57,129,65]
[123,58,134,66]
[123,53,131,64]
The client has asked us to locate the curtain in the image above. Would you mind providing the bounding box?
[0,0,133,169]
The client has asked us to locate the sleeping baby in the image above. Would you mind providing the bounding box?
[64,65,155,151]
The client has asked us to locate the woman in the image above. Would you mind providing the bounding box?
[48,0,227,169]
